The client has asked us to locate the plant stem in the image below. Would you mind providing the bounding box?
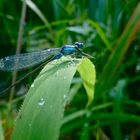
[9,0,27,102]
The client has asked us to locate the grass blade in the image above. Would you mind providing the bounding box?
[88,20,111,50]
[11,58,81,140]
[96,2,140,99]
[78,58,96,107]
[11,57,95,140]
[24,0,52,32]
[0,122,4,140]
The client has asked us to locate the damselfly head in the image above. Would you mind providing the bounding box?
[74,42,84,49]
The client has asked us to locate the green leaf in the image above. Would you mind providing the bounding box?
[87,19,111,50]
[78,58,96,107]
[67,25,91,35]
[24,0,52,32]
[96,2,140,100]
[0,122,4,140]
[80,122,90,140]
[11,57,96,140]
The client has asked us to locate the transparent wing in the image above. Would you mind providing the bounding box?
[0,48,60,71]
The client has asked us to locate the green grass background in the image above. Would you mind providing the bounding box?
[0,0,140,140]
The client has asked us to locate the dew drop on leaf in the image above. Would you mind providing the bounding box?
[55,71,59,77]
[31,84,34,88]
[63,94,67,99]
[67,61,76,67]
[38,98,45,106]
[63,76,66,79]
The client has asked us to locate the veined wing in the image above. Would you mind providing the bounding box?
[0,48,60,71]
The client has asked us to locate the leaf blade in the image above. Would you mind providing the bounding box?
[78,58,96,107]
[11,58,81,140]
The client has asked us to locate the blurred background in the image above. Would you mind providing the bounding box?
[0,0,140,139]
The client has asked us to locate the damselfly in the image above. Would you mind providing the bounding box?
[0,42,93,94]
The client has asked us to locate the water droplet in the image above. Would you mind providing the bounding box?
[31,84,34,88]
[68,61,76,67]
[55,71,59,77]
[67,62,72,67]
[136,63,140,72]
[38,98,45,106]
[63,94,67,99]
[92,65,95,69]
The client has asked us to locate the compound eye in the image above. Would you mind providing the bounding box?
[74,42,79,45]
[74,42,84,48]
